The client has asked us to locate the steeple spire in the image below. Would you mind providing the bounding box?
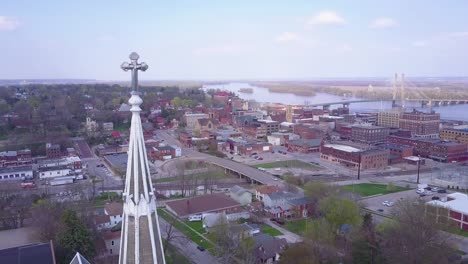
[119,52,166,264]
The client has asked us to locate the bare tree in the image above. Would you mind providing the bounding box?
[379,198,453,264]
[162,218,188,255]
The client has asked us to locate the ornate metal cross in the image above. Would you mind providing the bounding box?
[121,52,149,92]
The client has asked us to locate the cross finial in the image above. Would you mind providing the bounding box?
[121,52,149,92]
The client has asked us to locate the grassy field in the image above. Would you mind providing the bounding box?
[155,170,228,183]
[253,160,321,170]
[342,183,410,197]
[284,219,315,235]
[157,208,212,249]
[185,220,206,234]
[261,224,283,236]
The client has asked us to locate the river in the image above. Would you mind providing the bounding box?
[202,82,468,122]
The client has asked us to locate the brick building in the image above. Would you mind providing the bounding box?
[320,143,389,170]
[243,124,267,139]
[351,125,390,145]
[236,142,272,156]
[292,124,322,139]
[440,127,468,144]
[376,143,413,164]
[388,136,467,162]
[287,139,322,153]
[256,120,279,135]
[0,149,32,168]
[399,110,440,138]
[427,192,468,231]
[46,143,61,159]
[184,113,209,130]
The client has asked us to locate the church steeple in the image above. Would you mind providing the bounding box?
[119,53,166,264]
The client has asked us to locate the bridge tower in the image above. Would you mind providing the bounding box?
[392,73,405,108]
[286,105,293,123]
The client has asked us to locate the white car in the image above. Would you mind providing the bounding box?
[416,189,425,194]
[386,202,394,207]
[382,201,390,206]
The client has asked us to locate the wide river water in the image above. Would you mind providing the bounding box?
[202,82,468,122]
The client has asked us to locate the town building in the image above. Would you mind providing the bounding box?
[377,110,401,128]
[351,125,390,145]
[229,185,252,205]
[440,127,468,144]
[253,234,288,264]
[165,193,243,218]
[376,143,413,164]
[320,143,389,170]
[236,142,272,156]
[46,143,61,159]
[256,119,279,135]
[194,118,217,132]
[0,165,33,181]
[287,139,322,153]
[102,122,114,132]
[427,192,468,231]
[242,124,267,139]
[184,113,209,130]
[0,149,32,167]
[388,136,467,162]
[399,109,440,138]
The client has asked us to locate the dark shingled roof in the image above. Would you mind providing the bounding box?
[0,242,55,264]
[166,193,241,217]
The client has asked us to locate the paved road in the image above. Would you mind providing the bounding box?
[157,130,283,186]
[158,217,219,264]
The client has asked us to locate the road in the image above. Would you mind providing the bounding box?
[158,217,219,264]
[156,130,283,186]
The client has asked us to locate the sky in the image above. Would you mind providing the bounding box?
[1,0,468,80]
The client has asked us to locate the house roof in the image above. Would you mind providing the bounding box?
[427,192,468,214]
[256,185,280,195]
[230,185,249,196]
[289,139,322,147]
[105,202,123,216]
[94,215,110,225]
[166,193,241,217]
[0,242,55,264]
[253,234,287,260]
[102,231,121,241]
[267,191,300,201]
[287,197,311,206]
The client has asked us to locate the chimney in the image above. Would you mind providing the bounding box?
[187,200,191,213]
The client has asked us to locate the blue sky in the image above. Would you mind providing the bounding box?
[1,0,468,80]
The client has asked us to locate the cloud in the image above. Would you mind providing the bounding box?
[193,45,242,56]
[307,11,345,26]
[370,17,398,29]
[275,32,301,43]
[0,16,20,31]
[411,41,427,47]
[448,32,468,37]
[337,44,352,53]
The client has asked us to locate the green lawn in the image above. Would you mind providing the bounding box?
[284,219,315,235]
[157,209,212,249]
[155,170,228,183]
[342,183,410,197]
[185,220,206,234]
[261,224,283,236]
[253,160,321,170]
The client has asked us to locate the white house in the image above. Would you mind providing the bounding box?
[229,185,252,205]
[171,145,182,157]
[38,167,71,179]
[104,202,123,226]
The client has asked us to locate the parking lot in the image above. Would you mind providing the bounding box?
[361,187,451,215]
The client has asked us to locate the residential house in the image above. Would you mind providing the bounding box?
[255,186,280,201]
[254,234,288,264]
[229,185,252,205]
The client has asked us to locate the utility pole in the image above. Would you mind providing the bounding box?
[357,152,361,180]
[416,156,421,184]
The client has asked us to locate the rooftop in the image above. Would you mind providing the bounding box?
[0,165,32,174]
[0,242,55,264]
[427,192,468,214]
[323,144,361,153]
[166,193,241,217]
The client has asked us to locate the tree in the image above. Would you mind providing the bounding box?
[303,181,342,205]
[318,196,362,231]
[162,218,187,255]
[379,199,453,264]
[56,210,96,264]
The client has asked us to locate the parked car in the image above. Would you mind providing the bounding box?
[258,157,263,160]
[425,186,432,191]
[419,194,426,197]
[437,189,447,193]
[197,246,205,252]
[377,209,384,212]
[432,196,440,200]
[276,219,285,225]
